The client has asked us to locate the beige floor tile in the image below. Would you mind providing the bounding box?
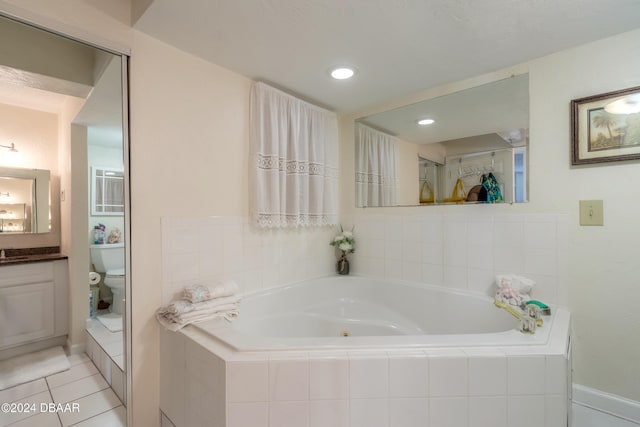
[50,374,109,405]
[6,411,61,427]
[0,390,52,426]
[58,389,120,427]
[0,379,47,404]
[70,405,125,427]
[46,362,98,389]
[66,354,91,367]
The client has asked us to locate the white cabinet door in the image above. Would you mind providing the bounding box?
[0,281,55,348]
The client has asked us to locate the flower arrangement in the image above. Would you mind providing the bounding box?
[330,225,355,275]
[329,225,355,256]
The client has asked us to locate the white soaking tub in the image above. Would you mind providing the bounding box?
[193,275,563,351]
[160,276,571,427]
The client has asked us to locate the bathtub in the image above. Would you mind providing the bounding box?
[160,276,571,427]
[193,275,563,351]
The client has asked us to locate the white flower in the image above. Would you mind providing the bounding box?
[339,242,352,252]
[330,225,355,255]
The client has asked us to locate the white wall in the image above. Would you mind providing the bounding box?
[342,28,640,403]
[129,31,336,426]
[528,28,640,402]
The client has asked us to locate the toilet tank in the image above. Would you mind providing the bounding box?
[90,243,125,273]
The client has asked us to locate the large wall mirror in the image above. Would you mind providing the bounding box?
[355,74,529,207]
[0,166,50,233]
[0,12,130,423]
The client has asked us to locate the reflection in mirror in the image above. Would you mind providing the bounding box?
[0,13,128,421]
[356,74,529,207]
[91,167,124,216]
[0,166,50,233]
[418,157,440,204]
[355,123,400,207]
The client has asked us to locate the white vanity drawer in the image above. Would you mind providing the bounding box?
[0,281,55,348]
[0,262,54,288]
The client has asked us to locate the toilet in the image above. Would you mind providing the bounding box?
[90,242,125,315]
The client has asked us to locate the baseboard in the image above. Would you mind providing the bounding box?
[573,384,640,424]
[65,338,85,356]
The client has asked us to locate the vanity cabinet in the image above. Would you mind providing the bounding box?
[0,260,68,350]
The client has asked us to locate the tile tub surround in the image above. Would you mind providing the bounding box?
[161,216,337,303]
[159,310,571,427]
[347,211,569,306]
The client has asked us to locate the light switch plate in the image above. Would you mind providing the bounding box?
[579,200,603,226]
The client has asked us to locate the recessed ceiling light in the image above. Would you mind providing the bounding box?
[417,118,435,126]
[330,67,356,80]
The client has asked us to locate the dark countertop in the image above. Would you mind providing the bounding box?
[0,246,68,266]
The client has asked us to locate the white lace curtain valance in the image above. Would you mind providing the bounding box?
[250,82,339,228]
[355,123,399,207]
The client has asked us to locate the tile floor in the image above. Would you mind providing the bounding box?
[0,354,125,427]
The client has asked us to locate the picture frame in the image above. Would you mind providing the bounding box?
[571,86,640,165]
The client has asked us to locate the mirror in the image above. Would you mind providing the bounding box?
[356,74,529,207]
[0,166,50,233]
[0,13,129,422]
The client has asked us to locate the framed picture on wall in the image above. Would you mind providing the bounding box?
[571,86,640,165]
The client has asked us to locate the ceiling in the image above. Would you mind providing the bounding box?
[135,0,640,114]
[360,74,529,145]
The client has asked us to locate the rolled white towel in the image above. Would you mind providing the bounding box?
[183,280,239,303]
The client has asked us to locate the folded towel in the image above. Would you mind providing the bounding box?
[156,307,238,332]
[157,301,239,332]
[156,281,242,331]
[164,303,239,324]
[183,280,239,303]
[158,294,241,316]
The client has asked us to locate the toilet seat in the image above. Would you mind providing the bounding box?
[106,268,125,278]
